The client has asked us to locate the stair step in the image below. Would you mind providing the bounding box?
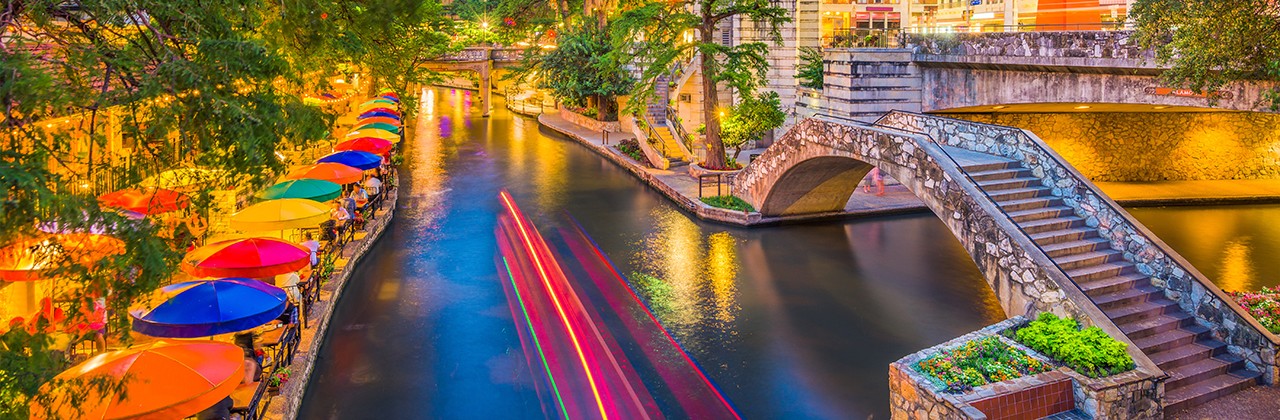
[1166,354,1245,391]
[988,186,1052,201]
[1007,206,1076,223]
[1021,216,1085,234]
[1091,284,1162,310]
[1065,261,1134,282]
[1042,238,1111,258]
[1077,272,1151,295]
[1030,227,1099,245]
[961,161,1017,173]
[1165,370,1262,414]
[1148,340,1226,369]
[1055,249,1123,270]
[977,177,1041,191]
[999,196,1065,212]
[968,168,1032,181]
[1131,324,1208,353]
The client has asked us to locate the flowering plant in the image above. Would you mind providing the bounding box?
[1229,287,1280,334]
[268,367,291,387]
[915,336,1051,393]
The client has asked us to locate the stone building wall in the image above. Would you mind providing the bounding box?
[944,112,1280,182]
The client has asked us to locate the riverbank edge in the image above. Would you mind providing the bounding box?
[537,113,934,226]
[274,187,398,419]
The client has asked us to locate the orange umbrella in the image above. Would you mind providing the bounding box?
[98,188,190,215]
[0,234,125,282]
[31,341,244,420]
[355,116,400,127]
[284,162,363,184]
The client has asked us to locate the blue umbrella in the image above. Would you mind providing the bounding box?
[358,111,400,120]
[131,278,287,338]
[316,150,381,170]
[379,94,400,103]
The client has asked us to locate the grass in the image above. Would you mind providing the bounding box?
[700,195,754,212]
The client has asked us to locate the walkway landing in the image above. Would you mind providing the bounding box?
[1096,179,1280,205]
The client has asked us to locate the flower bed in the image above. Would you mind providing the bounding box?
[700,195,754,212]
[915,336,1053,393]
[1010,313,1135,378]
[1228,287,1280,334]
[614,139,647,164]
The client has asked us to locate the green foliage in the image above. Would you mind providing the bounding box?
[533,22,633,117]
[797,47,825,90]
[915,336,1052,393]
[609,0,790,169]
[0,1,442,416]
[447,0,571,46]
[699,196,754,212]
[615,138,647,164]
[721,91,785,160]
[1013,313,1136,378]
[1131,0,1280,110]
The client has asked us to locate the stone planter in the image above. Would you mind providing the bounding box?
[688,163,743,179]
[558,105,620,132]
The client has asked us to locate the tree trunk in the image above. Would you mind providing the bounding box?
[699,28,727,169]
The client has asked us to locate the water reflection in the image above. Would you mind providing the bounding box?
[1129,205,1280,292]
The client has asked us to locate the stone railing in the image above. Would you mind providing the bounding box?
[876,110,1280,384]
[619,114,671,169]
[491,48,524,62]
[892,317,1162,420]
[436,48,488,62]
[906,31,1158,71]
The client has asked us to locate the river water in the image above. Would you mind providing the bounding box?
[297,90,1003,419]
[296,89,1277,419]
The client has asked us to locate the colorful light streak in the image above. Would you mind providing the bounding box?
[501,257,570,419]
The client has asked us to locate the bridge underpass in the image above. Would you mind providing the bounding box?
[734,111,1280,412]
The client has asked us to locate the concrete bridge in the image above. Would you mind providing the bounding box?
[734,112,1280,414]
[806,31,1278,121]
[422,47,525,116]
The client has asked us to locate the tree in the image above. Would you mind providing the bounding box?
[797,47,824,90]
[610,0,789,169]
[533,22,634,119]
[721,91,785,161]
[0,1,446,416]
[1131,0,1280,110]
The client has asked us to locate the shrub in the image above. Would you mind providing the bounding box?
[1228,287,1280,334]
[1012,313,1135,378]
[915,336,1052,393]
[614,139,647,164]
[700,195,754,212]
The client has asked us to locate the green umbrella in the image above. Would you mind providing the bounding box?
[256,179,342,202]
[354,122,401,134]
[362,98,397,107]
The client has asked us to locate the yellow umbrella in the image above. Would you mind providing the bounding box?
[230,198,329,231]
[139,168,224,192]
[345,129,399,143]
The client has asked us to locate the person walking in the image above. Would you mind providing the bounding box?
[863,167,885,196]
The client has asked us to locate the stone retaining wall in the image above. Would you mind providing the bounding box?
[877,111,1280,385]
[941,112,1280,182]
[559,105,621,132]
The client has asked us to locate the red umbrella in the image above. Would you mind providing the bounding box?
[334,137,393,156]
[181,237,309,278]
[98,189,190,215]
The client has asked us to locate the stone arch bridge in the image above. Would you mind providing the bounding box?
[422,47,524,116]
[734,112,1280,412]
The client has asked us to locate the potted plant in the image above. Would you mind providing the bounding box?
[267,367,292,394]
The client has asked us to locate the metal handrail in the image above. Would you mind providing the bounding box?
[639,115,667,157]
[665,106,694,152]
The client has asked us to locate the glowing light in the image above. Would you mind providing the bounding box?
[1074,105,1092,110]
[1219,240,1254,292]
[992,105,1007,110]
[500,192,610,420]
[1153,106,1168,110]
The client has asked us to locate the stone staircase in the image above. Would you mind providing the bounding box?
[957,152,1262,414]
[649,122,688,168]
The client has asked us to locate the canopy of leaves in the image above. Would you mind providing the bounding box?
[533,22,634,110]
[1131,0,1280,110]
[721,91,785,158]
[1,1,448,417]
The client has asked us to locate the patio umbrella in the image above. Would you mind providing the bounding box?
[256,179,342,202]
[353,122,400,134]
[182,237,310,278]
[334,137,393,156]
[139,168,223,192]
[230,199,329,231]
[284,162,363,184]
[360,98,397,108]
[355,116,400,127]
[31,341,244,420]
[344,129,399,143]
[98,188,190,215]
[316,151,381,170]
[379,94,399,103]
[358,110,400,121]
[0,234,124,282]
[358,106,399,116]
[131,278,287,338]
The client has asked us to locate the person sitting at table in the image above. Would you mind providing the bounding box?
[365,174,382,197]
[299,233,320,267]
[353,184,369,210]
[330,200,350,238]
[342,188,358,216]
[195,396,233,420]
[242,348,261,384]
